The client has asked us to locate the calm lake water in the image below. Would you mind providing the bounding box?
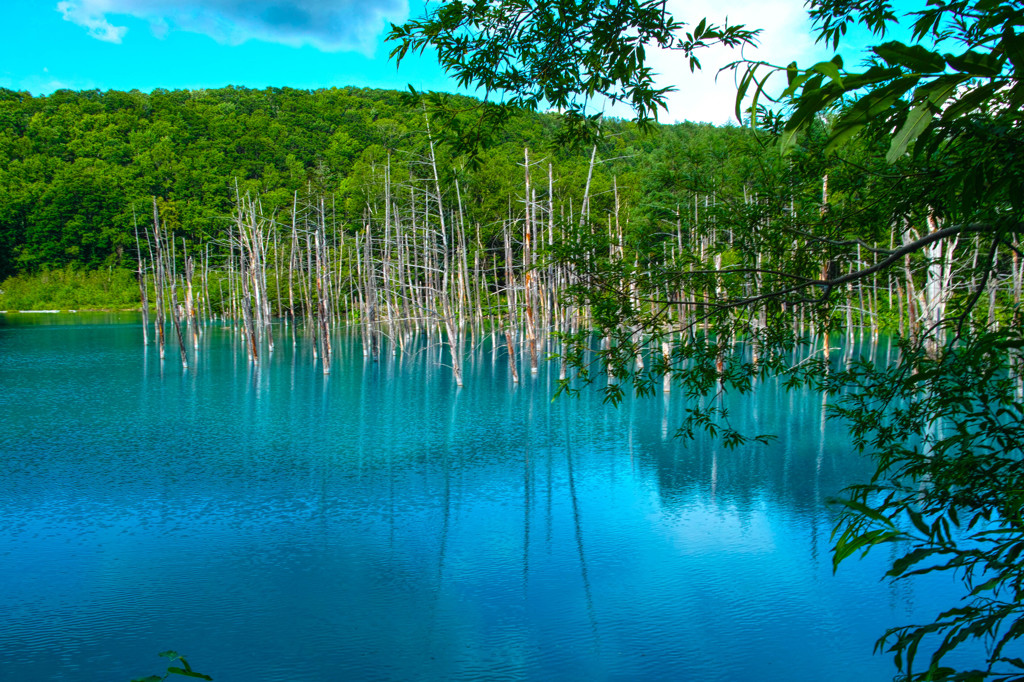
[0,313,971,681]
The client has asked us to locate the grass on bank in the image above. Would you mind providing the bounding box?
[0,267,141,311]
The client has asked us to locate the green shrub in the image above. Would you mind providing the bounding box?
[0,266,141,310]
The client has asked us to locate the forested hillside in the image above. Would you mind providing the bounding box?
[2,84,1017,348]
[0,86,631,279]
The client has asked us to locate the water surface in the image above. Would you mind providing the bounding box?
[0,314,969,681]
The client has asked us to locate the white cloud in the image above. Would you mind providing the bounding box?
[57,0,129,44]
[642,0,826,125]
[55,0,410,55]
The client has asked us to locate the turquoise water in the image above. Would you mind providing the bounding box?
[0,314,968,681]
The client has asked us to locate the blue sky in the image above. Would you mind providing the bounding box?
[1,0,909,125]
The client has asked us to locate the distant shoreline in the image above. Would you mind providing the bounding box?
[1,308,142,314]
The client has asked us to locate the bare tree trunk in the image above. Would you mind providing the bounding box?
[425,115,463,387]
[524,148,539,374]
[133,213,149,345]
[289,192,298,324]
[238,245,259,364]
[151,198,166,359]
[505,325,520,384]
[184,246,199,350]
[169,277,189,370]
[579,145,597,228]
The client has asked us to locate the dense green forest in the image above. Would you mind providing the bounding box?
[2,85,1017,350]
[0,85,626,280]
[0,87,886,308]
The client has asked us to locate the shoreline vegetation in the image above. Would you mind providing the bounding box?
[0,267,142,312]
[2,86,1020,386]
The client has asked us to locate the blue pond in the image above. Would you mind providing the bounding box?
[0,314,969,681]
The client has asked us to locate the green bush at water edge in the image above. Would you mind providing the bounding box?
[0,266,141,311]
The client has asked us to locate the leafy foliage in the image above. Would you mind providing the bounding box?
[387,0,757,148]
[0,266,141,310]
[131,651,212,682]
[743,0,1024,175]
[819,334,1024,681]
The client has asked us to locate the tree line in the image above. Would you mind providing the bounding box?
[0,85,616,279]
[6,84,1009,352]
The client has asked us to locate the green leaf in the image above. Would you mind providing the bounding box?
[734,62,758,123]
[166,667,213,680]
[839,64,903,91]
[833,529,902,571]
[780,70,816,100]
[1002,540,1024,566]
[693,18,707,40]
[885,79,957,163]
[873,42,946,73]
[824,76,919,154]
[945,50,1004,77]
[833,497,900,527]
[810,58,845,87]
[969,575,1002,595]
[887,546,944,577]
[940,80,1004,121]
[906,508,931,536]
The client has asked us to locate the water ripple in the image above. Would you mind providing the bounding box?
[0,319,974,681]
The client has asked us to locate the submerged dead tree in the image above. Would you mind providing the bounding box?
[426,117,464,387]
[151,198,166,360]
[133,214,149,345]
